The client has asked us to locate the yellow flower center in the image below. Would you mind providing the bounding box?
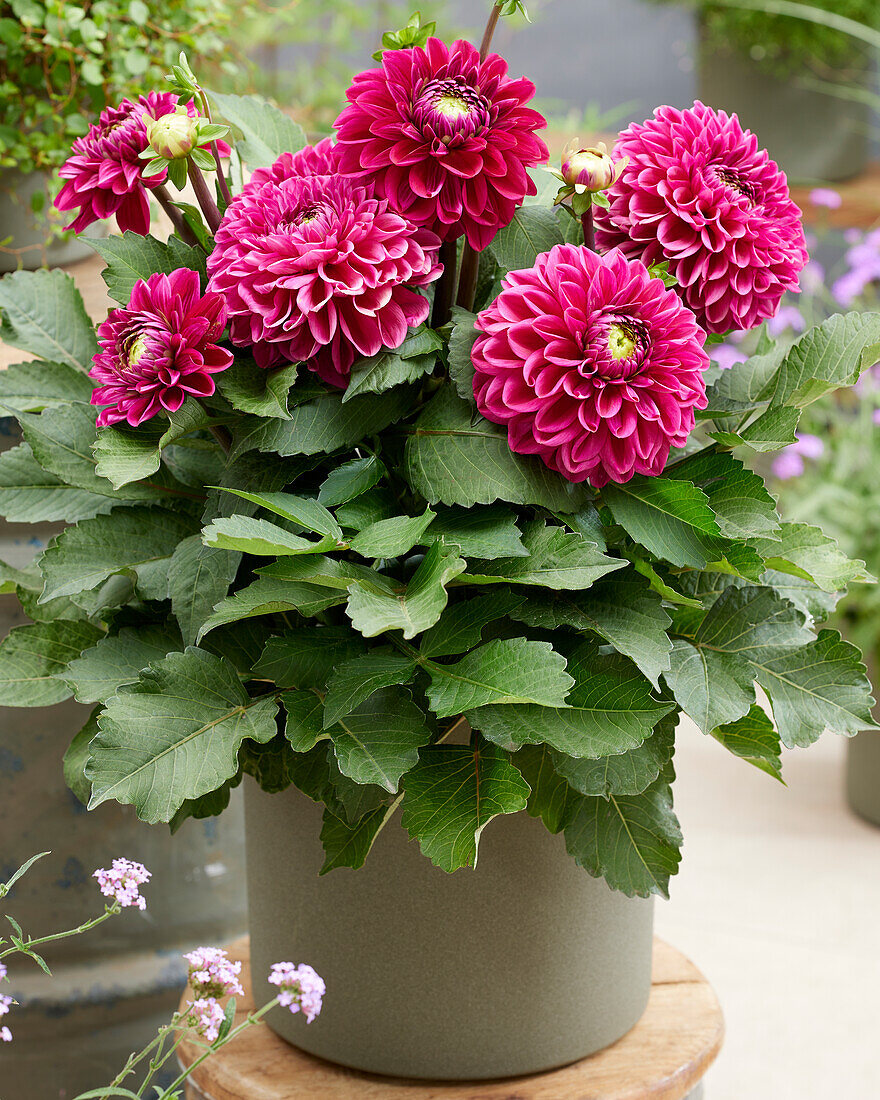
[127,334,148,366]
[608,323,637,361]
[434,93,470,120]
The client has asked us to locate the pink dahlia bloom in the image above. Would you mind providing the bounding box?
[90,269,232,428]
[206,172,442,387]
[334,38,548,250]
[472,245,709,486]
[595,102,808,334]
[245,137,340,193]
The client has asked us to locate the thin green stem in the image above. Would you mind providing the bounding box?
[153,183,201,248]
[187,160,222,233]
[455,243,479,313]
[480,3,503,60]
[431,240,459,328]
[197,89,234,207]
[581,204,595,251]
[0,907,116,960]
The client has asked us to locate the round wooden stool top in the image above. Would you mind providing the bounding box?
[177,936,723,1100]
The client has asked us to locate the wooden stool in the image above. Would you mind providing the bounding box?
[177,936,723,1100]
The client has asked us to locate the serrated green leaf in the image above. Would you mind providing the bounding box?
[709,405,801,451]
[169,535,241,647]
[328,688,431,792]
[217,360,300,419]
[447,307,479,403]
[0,359,95,411]
[426,637,573,718]
[711,705,783,781]
[319,805,391,873]
[603,476,722,569]
[86,232,207,305]
[88,648,279,823]
[563,772,682,898]
[423,505,527,559]
[420,590,525,659]
[63,623,182,704]
[39,506,197,601]
[93,401,211,489]
[346,541,466,639]
[0,268,98,368]
[404,386,586,510]
[515,743,577,833]
[552,711,677,798]
[323,652,418,726]
[202,514,332,556]
[208,90,307,168]
[280,690,327,751]
[510,574,672,688]
[197,574,347,638]
[214,487,343,542]
[752,522,873,592]
[665,449,780,541]
[343,329,441,402]
[348,506,434,559]
[701,339,788,416]
[401,742,530,871]
[467,645,672,756]
[0,619,102,707]
[317,454,385,508]
[0,442,113,522]
[254,627,367,689]
[64,708,102,805]
[766,312,880,408]
[490,206,564,272]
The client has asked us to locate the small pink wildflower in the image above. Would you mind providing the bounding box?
[809,188,842,210]
[92,858,151,910]
[184,996,225,1042]
[184,946,244,999]
[0,962,7,981]
[268,962,325,1023]
[0,1026,10,1042]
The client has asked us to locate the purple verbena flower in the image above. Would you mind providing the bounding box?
[799,260,825,294]
[184,947,244,1000]
[93,858,151,910]
[772,451,805,480]
[268,962,325,1023]
[0,993,12,1040]
[809,188,842,210]
[766,304,806,338]
[791,432,824,460]
[711,344,748,371]
[0,1026,10,1042]
[184,997,225,1042]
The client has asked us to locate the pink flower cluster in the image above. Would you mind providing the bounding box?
[93,858,151,910]
[184,997,227,1043]
[268,961,325,1023]
[1,993,13,1042]
[184,946,244,1000]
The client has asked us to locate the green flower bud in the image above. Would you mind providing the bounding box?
[145,112,200,161]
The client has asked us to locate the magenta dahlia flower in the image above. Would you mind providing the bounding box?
[206,172,442,387]
[594,102,808,334]
[245,137,340,194]
[90,269,232,428]
[334,38,548,250]
[471,245,709,486]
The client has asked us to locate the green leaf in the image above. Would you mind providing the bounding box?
[467,645,672,756]
[0,442,113,523]
[766,312,880,409]
[346,541,466,639]
[752,522,874,592]
[446,307,479,403]
[348,507,435,559]
[63,624,182,704]
[86,233,207,305]
[0,620,102,707]
[0,268,97,368]
[335,487,398,529]
[88,648,279,823]
[231,388,411,460]
[665,449,780,541]
[753,629,877,747]
[551,711,677,798]
[603,476,722,569]
[632,558,703,608]
[317,455,385,508]
[462,520,625,590]
[214,487,343,542]
[511,574,672,688]
[343,328,442,403]
[401,742,531,870]
[202,515,332,556]
[489,205,564,272]
[515,744,577,833]
[423,505,527,559]
[709,405,801,452]
[701,339,788,416]
[169,535,241,647]
[0,359,95,411]
[93,402,211,489]
[711,705,783,781]
[323,652,418,726]
[280,690,327,751]
[563,772,682,898]
[216,360,300,419]
[328,688,431,792]
[420,590,524,659]
[319,805,391,873]
[426,637,573,719]
[64,708,101,805]
[663,635,754,736]
[208,90,307,168]
[254,628,366,689]
[39,507,197,601]
[404,386,586,511]
[197,574,346,637]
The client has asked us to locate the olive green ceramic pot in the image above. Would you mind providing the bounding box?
[0,168,105,273]
[697,39,868,182]
[846,656,880,826]
[245,779,654,1080]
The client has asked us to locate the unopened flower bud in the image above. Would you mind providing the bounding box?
[561,140,621,192]
[145,111,200,160]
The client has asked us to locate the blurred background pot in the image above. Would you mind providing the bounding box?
[0,169,106,273]
[0,424,247,1097]
[245,779,654,1081]
[846,656,880,826]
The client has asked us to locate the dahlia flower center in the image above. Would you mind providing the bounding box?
[580,314,650,380]
[125,332,149,367]
[608,322,638,361]
[711,165,757,205]
[412,77,491,141]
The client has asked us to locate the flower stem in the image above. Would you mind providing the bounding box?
[187,160,222,234]
[431,240,459,328]
[0,907,116,960]
[455,243,480,313]
[153,184,200,248]
[480,3,503,61]
[208,423,233,455]
[581,203,595,251]
[197,89,233,208]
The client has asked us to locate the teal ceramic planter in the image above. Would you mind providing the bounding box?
[245,779,654,1080]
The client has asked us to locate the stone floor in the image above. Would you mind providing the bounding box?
[657,720,880,1099]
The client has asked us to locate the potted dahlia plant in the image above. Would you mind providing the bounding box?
[0,2,878,1081]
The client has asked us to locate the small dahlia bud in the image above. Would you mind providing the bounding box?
[561,140,621,192]
[145,111,200,160]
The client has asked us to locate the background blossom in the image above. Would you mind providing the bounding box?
[92,858,151,910]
